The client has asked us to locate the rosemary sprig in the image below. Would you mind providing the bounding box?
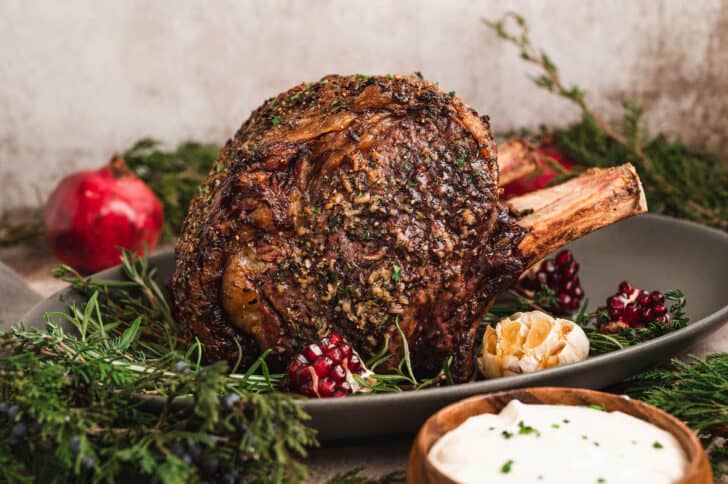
[1,250,313,482]
[485,13,728,229]
[619,354,728,477]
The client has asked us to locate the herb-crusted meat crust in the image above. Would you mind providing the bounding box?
[171,74,526,382]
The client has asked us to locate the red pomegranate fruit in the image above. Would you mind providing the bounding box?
[503,144,577,197]
[286,332,372,398]
[518,249,585,315]
[597,281,669,333]
[44,156,163,274]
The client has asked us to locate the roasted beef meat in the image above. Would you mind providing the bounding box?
[171,74,646,382]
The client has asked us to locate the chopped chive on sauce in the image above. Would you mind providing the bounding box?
[653,441,663,449]
[517,421,537,435]
[587,404,606,411]
[501,430,513,439]
[551,423,560,429]
[581,435,588,440]
[500,459,514,474]
[597,478,606,483]
[593,441,600,447]
[562,418,570,424]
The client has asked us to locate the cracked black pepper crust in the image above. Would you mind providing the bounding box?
[171,74,526,382]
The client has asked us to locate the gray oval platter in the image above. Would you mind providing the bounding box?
[20,214,728,441]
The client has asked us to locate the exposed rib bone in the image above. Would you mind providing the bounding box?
[498,139,538,185]
[513,163,647,267]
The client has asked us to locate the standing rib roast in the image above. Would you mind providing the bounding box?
[171,74,646,382]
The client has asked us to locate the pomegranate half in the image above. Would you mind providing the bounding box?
[44,156,163,274]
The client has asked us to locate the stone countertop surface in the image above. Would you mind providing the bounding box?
[1,244,726,483]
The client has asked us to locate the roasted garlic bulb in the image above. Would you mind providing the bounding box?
[479,311,589,378]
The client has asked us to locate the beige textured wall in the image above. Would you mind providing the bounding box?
[1,0,726,210]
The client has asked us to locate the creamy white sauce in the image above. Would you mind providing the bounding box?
[428,400,686,484]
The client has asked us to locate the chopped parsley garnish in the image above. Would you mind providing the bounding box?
[271,116,281,127]
[500,459,514,474]
[290,93,301,101]
[455,151,467,168]
[448,90,456,97]
[320,79,329,84]
[311,206,320,214]
[356,73,369,79]
[501,430,513,439]
[653,441,663,449]
[391,264,402,282]
[587,404,606,411]
[332,100,340,107]
[517,421,538,435]
[387,74,394,80]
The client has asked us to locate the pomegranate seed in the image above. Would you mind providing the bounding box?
[598,281,673,333]
[330,365,346,383]
[619,281,634,295]
[312,356,333,377]
[607,297,623,310]
[318,378,337,397]
[653,304,667,316]
[640,308,653,322]
[286,332,368,398]
[563,262,578,279]
[296,367,314,384]
[622,303,639,326]
[517,250,585,316]
[555,250,572,266]
[325,347,343,364]
[302,344,322,361]
[339,343,353,359]
[349,354,362,371]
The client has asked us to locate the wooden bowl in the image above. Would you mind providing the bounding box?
[408,387,711,484]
